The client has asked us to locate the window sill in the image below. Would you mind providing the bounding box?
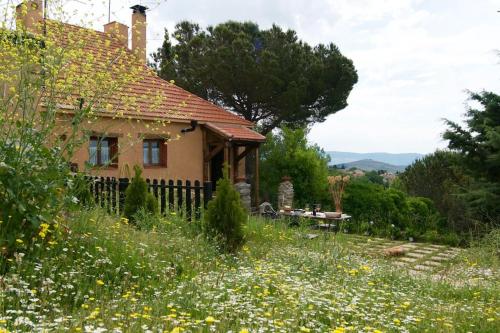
[90,164,119,170]
[143,165,167,169]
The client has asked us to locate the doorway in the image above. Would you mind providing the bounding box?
[210,148,224,190]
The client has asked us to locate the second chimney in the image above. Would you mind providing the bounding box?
[16,0,44,34]
[104,21,128,48]
[130,4,147,64]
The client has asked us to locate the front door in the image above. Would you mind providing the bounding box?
[210,149,224,190]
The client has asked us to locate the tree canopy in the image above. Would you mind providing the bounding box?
[443,91,500,183]
[259,127,330,207]
[151,21,358,134]
[443,91,500,226]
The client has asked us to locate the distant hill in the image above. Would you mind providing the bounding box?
[327,151,424,166]
[333,159,406,173]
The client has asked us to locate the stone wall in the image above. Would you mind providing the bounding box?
[234,181,251,212]
[277,178,294,210]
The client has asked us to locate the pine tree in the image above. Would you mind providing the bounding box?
[204,166,246,252]
[124,166,158,222]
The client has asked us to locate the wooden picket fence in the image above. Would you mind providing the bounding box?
[85,176,213,221]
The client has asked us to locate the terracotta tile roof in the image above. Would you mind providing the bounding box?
[46,20,255,128]
[205,122,266,142]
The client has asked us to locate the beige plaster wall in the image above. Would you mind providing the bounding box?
[64,116,204,181]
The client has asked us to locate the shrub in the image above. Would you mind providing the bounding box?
[123,166,158,222]
[146,193,159,216]
[204,167,246,252]
[260,127,330,208]
[0,141,69,259]
[343,178,449,242]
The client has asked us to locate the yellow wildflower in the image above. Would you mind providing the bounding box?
[96,279,105,286]
[170,328,184,333]
[205,316,216,324]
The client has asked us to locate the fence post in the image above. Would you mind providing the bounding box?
[111,177,117,214]
[146,179,151,193]
[203,181,213,209]
[186,180,192,221]
[177,179,183,215]
[94,177,99,204]
[99,177,105,207]
[152,179,159,198]
[194,180,201,220]
[160,179,166,215]
[118,178,129,214]
[105,177,111,212]
[168,179,174,211]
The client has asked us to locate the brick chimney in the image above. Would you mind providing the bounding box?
[16,0,43,34]
[104,21,129,48]
[130,5,147,63]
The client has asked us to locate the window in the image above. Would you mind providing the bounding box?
[143,139,167,167]
[89,136,118,167]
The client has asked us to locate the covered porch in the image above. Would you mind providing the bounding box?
[202,122,266,207]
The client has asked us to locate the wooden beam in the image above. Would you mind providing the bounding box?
[205,143,224,162]
[235,146,254,162]
[255,146,260,206]
[229,143,234,183]
[224,142,229,167]
[233,146,239,180]
[202,128,208,182]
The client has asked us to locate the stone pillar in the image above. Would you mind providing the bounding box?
[277,176,294,210]
[234,178,251,212]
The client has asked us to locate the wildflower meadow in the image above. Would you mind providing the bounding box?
[0,209,498,332]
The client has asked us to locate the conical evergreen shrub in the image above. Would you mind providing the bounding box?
[124,165,158,222]
[204,166,246,252]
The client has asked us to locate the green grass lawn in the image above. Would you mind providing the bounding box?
[1,209,498,332]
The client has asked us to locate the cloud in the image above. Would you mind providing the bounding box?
[18,0,500,153]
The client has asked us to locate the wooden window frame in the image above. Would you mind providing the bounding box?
[89,136,118,168]
[143,138,167,168]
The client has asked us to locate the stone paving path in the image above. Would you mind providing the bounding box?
[344,235,463,274]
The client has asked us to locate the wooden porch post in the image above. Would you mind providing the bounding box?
[255,146,260,206]
[202,128,208,182]
[228,142,235,183]
[233,145,239,181]
[224,141,230,178]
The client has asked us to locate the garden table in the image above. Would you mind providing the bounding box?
[280,210,351,232]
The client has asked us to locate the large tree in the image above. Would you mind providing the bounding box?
[151,21,358,134]
[444,91,500,183]
[443,91,500,227]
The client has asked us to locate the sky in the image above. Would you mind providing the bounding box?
[11,0,500,154]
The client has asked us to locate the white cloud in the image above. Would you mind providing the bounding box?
[7,0,499,153]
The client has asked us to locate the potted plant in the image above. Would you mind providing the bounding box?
[327,175,350,216]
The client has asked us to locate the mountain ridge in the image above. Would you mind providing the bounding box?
[326,151,424,166]
[333,159,407,173]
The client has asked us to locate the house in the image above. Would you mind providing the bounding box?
[12,1,265,203]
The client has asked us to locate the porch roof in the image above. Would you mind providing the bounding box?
[205,122,266,143]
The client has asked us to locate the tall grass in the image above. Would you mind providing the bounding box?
[1,209,498,332]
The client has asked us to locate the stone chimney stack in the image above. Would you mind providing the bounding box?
[16,0,44,34]
[104,21,129,48]
[130,4,147,63]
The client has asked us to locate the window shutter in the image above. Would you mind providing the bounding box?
[161,140,168,167]
[109,137,118,165]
